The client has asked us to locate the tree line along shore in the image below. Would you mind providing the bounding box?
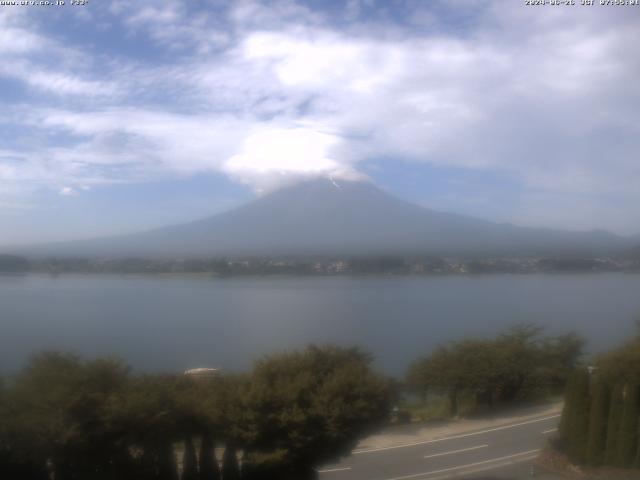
[2,254,640,276]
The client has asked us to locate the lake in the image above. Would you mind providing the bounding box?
[1,273,639,376]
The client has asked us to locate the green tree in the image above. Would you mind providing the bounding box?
[605,382,624,466]
[407,346,456,413]
[539,333,584,394]
[615,383,639,468]
[239,345,391,479]
[4,352,133,479]
[586,376,609,466]
[563,368,590,464]
[117,375,189,479]
[1,373,49,480]
[407,325,583,418]
[1,346,391,479]
[492,324,545,402]
[407,342,494,417]
[597,331,640,386]
[595,328,640,468]
[558,370,576,442]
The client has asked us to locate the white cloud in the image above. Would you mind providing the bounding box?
[1,9,43,51]
[1,1,639,233]
[59,186,77,196]
[0,8,121,100]
[108,0,230,53]
[222,125,365,192]
[1,61,119,97]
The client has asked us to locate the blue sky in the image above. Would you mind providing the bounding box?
[1,0,639,245]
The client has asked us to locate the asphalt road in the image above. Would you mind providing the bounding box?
[318,414,562,480]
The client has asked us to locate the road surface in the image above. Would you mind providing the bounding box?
[318,413,562,480]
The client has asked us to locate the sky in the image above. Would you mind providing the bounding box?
[1,0,639,246]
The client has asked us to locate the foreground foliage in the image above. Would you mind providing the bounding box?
[559,328,640,470]
[0,346,391,480]
[406,324,583,417]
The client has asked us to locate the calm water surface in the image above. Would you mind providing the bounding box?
[1,273,639,375]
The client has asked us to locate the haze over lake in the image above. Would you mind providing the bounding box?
[1,273,639,376]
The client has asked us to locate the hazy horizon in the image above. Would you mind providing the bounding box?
[1,177,637,261]
[0,177,639,249]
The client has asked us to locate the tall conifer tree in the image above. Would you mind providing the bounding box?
[586,377,609,466]
[605,383,624,465]
[615,383,639,468]
[559,370,577,441]
[566,368,590,464]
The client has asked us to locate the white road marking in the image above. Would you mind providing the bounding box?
[425,453,540,480]
[383,449,541,480]
[318,466,352,474]
[353,414,560,455]
[423,444,488,459]
[542,428,557,434]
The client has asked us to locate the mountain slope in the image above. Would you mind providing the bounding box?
[16,179,634,257]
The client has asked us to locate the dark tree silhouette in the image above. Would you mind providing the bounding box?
[221,445,240,480]
[615,383,639,468]
[157,442,179,480]
[604,382,624,466]
[586,377,609,466]
[199,433,220,480]
[563,368,590,464]
[182,436,198,480]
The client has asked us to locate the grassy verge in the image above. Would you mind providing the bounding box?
[398,393,564,423]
